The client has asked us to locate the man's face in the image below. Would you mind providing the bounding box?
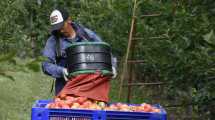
[59,20,73,37]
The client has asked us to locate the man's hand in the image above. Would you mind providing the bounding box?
[112,67,117,79]
[62,68,69,81]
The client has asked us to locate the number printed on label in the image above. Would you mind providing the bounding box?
[86,54,95,61]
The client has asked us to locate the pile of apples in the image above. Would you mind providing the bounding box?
[45,95,161,113]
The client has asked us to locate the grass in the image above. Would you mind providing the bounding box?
[0,60,53,120]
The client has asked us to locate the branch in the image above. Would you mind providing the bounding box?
[118,0,138,99]
[123,82,164,86]
[139,13,162,18]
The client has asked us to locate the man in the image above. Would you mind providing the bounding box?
[41,8,117,95]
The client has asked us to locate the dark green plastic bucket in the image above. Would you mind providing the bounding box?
[65,42,112,77]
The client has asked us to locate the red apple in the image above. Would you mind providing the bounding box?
[76,97,87,104]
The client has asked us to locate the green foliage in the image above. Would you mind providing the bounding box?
[0,72,15,81]
[0,55,47,80]
[0,52,16,62]
[131,0,215,118]
[0,52,16,81]
[25,56,48,72]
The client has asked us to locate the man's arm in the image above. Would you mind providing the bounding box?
[42,59,64,78]
[41,36,64,78]
[84,28,102,42]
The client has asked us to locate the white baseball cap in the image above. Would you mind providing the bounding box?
[49,8,69,33]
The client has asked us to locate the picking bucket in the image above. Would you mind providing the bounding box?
[66,42,112,77]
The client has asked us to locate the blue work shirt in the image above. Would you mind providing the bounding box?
[41,23,116,95]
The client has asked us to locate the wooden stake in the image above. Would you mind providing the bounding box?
[118,0,138,99]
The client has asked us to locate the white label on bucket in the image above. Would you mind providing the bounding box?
[86,54,95,61]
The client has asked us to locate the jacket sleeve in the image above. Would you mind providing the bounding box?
[41,36,64,78]
[84,28,102,42]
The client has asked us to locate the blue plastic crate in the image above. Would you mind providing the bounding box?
[31,100,167,120]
